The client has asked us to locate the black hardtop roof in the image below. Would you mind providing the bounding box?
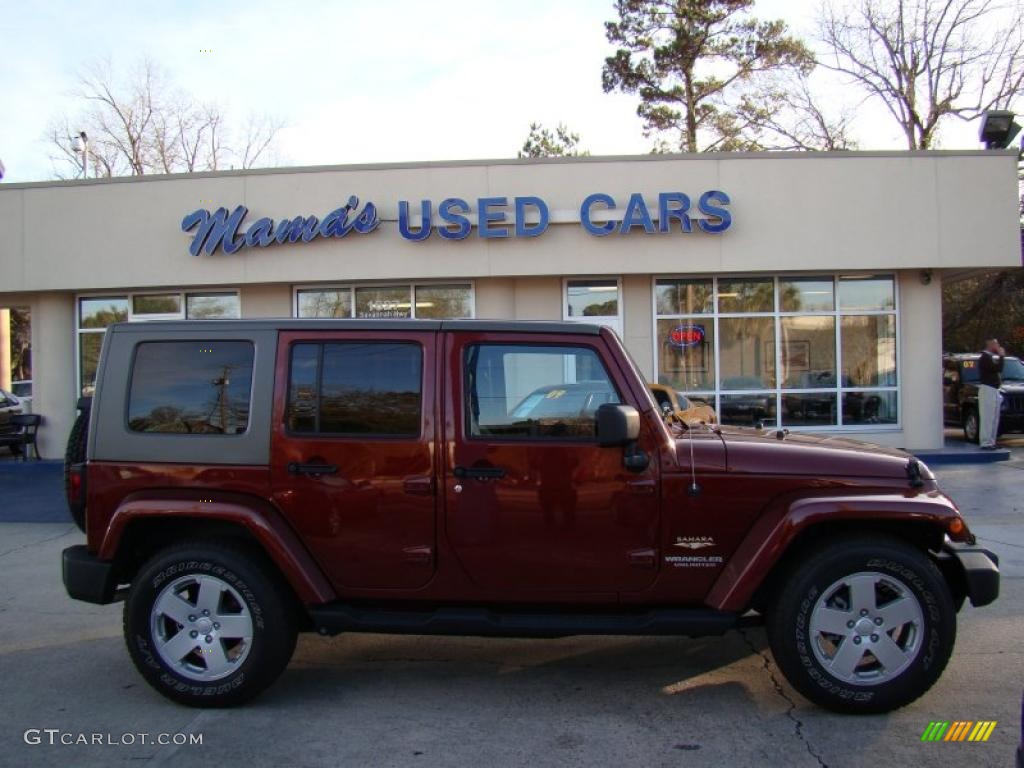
[107,318,604,336]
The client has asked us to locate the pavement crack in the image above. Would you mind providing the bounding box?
[976,535,1024,550]
[740,628,828,768]
[0,525,77,560]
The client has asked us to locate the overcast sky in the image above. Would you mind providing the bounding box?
[0,0,1008,184]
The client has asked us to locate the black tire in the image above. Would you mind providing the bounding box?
[10,443,23,456]
[124,540,298,708]
[766,536,955,714]
[963,407,980,444]
[64,409,89,530]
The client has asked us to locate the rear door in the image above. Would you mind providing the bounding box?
[270,330,438,590]
[444,330,661,594]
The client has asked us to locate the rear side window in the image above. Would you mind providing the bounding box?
[127,341,254,434]
[286,342,423,436]
[466,344,620,440]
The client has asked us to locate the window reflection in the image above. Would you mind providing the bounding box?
[655,278,712,315]
[718,278,774,313]
[127,341,254,434]
[841,315,897,386]
[566,280,619,318]
[719,317,776,390]
[780,316,836,388]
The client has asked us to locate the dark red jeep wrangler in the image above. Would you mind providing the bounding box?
[62,319,998,711]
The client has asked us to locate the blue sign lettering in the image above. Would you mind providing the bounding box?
[182,196,379,256]
[184,191,731,254]
[580,193,617,236]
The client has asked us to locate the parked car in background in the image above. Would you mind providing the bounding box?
[0,388,25,454]
[943,354,1024,443]
[648,383,717,425]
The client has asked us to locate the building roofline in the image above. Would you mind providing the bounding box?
[1,149,1017,191]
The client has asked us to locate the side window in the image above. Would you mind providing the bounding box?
[466,344,620,440]
[286,342,423,436]
[127,341,254,434]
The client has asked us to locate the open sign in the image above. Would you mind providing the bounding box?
[669,324,705,348]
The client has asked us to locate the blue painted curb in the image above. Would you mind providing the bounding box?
[0,460,73,523]
[912,449,1011,465]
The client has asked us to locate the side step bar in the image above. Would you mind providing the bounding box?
[309,603,740,639]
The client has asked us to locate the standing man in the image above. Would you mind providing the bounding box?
[977,338,1006,449]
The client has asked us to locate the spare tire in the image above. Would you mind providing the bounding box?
[65,398,90,531]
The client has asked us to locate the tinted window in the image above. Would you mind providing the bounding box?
[128,341,254,434]
[286,342,422,436]
[466,344,619,440]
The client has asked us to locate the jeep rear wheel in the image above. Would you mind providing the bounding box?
[124,541,297,707]
[766,537,955,714]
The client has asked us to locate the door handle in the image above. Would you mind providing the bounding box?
[287,462,339,477]
[453,465,506,480]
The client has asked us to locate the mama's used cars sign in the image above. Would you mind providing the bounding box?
[181,191,731,256]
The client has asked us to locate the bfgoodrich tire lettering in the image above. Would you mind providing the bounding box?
[124,541,297,707]
[766,536,955,714]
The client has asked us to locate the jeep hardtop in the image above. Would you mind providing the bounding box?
[62,319,999,711]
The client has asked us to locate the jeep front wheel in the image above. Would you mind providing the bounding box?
[766,537,955,714]
[963,407,980,444]
[124,541,297,707]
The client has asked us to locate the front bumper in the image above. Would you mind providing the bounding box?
[940,542,1000,608]
[62,545,119,604]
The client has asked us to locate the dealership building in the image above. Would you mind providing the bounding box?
[0,149,1019,458]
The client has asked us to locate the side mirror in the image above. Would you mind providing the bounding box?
[597,404,640,447]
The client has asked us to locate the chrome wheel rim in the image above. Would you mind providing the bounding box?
[150,574,254,682]
[808,571,924,686]
[965,413,979,442]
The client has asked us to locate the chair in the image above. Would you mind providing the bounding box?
[9,414,41,461]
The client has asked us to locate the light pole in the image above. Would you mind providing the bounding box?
[71,131,88,178]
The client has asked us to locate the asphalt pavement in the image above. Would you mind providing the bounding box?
[0,452,1021,767]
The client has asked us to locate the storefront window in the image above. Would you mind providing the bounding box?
[719,317,776,390]
[355,286,412,319]
[838,275,895,310]
[77,289,240,395]
[566,280,619,318]
[133,293,182,315]
[718,278,774,313]
[655,278,712,315]
[656,319,715,391]
[841,314,897,387]
[187,293,240,319]
[296,284,473,320]
[297,289,352,318]
[79,332,105,396]
[79,297,128,329]
[780,316,836,388]
[780,277,834,312]
[655,274,897,430]
[414,284,472,319]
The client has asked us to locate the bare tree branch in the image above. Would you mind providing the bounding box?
[47,57,285,178]
[819,0,1024,149]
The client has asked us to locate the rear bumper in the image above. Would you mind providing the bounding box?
[62,545,119,604]
[943,542,1000,608]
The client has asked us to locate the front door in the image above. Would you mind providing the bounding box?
[270,330,437,590]
[445,331,660,594]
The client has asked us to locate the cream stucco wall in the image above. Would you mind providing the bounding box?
[240,284,292,317]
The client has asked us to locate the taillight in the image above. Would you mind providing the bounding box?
[68,463,87,533]
[69,470,82,505]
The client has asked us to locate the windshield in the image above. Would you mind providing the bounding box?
[1002,357,1024,381]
